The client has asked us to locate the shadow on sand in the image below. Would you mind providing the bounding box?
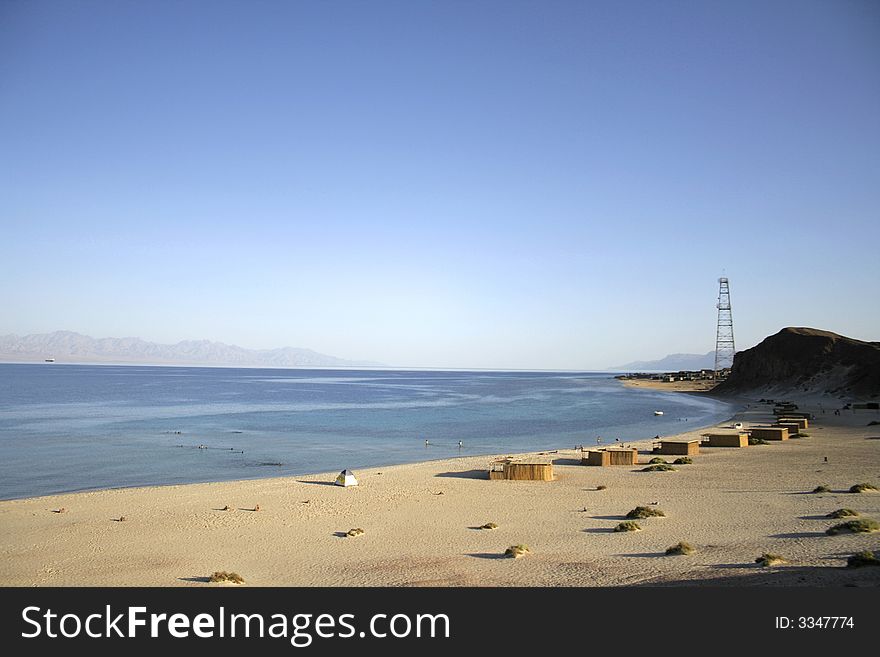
[435,470,488,480]
[769,531,826,539]
[466,553,507,560]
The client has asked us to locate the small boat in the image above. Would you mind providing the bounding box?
[44,358,55,363]
[654,410,664,416]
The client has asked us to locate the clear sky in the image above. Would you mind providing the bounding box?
[1,0,878,369]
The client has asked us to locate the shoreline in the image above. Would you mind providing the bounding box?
[0,378,737,503]
[2,394,878,586]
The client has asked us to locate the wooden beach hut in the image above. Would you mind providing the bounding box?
[654,439,700,456]
[774,422,801,436]
[777,417,809,429]
[750,426,789,441]
[701,432,749,448]
[488,459,554,481]
[582,448,638,466]
[773,409,813,420]
[790,411,814,420]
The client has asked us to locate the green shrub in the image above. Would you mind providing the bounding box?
[849,483,878,493]
[596,485,608,491]
[209,571,244,584]
[614,521,641,532]
[346,528,365,537]
[625,506,665,519]
[811,485,831,493]
[846,551,879,568]
[480,522,498,530]
[748,437,768,445]
[641,464,676,472]
[673,457,692,465]
[504,544,530,558]
[648,457,667,464]
[826,509,859,519]
[755,553,787,567]
[665,542,695,555]
[826,519,880,535]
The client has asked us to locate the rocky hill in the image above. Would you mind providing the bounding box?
[713,327,880,398]
[0,331,381,368]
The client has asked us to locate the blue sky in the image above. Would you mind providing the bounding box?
[1,0,878,369]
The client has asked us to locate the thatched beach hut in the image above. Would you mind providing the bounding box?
[654,439,700,456]
[749,426,789,441]
[582,448,638,466]
[774,422,801,435]
[701,432,749,448]
[489,459,554,481]
[777,417,809,429]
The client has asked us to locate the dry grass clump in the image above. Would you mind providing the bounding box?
[504,544,530,558]
[614,521,641,532]
[846,551,879,568]
[795,432,810,438]
[748,437,768,445]
[346,528,365,537]
[596,485,607,491]
[641,464,675,472]
[673,457,692,465]
[811,485,831,493]
[665,541,695,555]
[54,507,67,514]
[849,483,878,493]
[756,553,787,567]
[480,522,498,530]
[209,571,244,584]
[825,519,880,535]
[625,506,665,519]
[826,508,859,519]
[648,457,667,464]
[221,505,230,511]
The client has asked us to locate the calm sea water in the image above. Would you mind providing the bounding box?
[0,364,733,500]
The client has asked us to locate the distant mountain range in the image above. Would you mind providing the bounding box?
[0,331,382,368]
[609,351,716,372]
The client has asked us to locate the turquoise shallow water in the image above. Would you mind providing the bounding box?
[0,364,733,499]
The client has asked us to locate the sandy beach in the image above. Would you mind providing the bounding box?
[619,378,719,393]
[2,396,879,587]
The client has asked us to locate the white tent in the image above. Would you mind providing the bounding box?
[335,469,358,487]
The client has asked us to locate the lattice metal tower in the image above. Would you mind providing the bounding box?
[714,277,735,379]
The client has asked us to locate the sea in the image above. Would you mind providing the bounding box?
[0,363,734,500]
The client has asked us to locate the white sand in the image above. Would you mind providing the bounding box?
[1,397,879,586]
